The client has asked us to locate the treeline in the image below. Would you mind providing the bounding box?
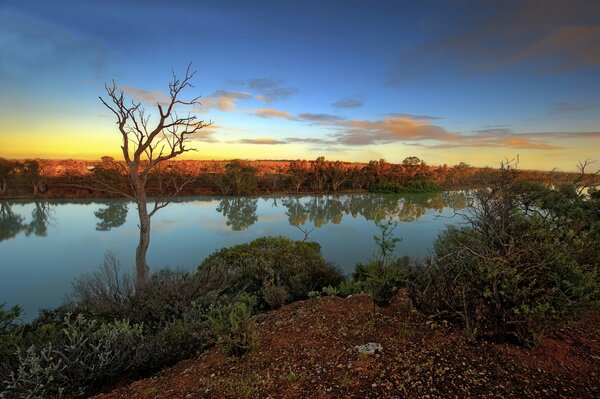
[0,156,589,198]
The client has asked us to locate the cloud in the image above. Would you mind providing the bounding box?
[298,113,344,122]
[238,138,287,145]
[472,127,513,135]
[386,113,442,121]
[253,108,297,120]
[331,97,363,109]
[387,0,600,86]
[0,10,110,82]
[326,116,563,150]
[120,86,171,105]
[548,101,594,115]
[284,137,332,145]
[187,123,219,143]
[195,90,252,112]
[211,90,251,99]
[229,77,298,102]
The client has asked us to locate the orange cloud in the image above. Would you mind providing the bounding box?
[253,108,297,120]
[238,138,287,145]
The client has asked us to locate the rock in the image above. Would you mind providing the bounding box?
[355,342,383,355]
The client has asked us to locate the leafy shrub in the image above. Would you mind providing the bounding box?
[0,304,22,386]
[321,285,339,296]
[261,279,288,310]
[208,301,258,358]
[336,280,365,297]
[198,237,344,306]
[361,221,408,306]
[2,314,144,398]
[408,164,600,345]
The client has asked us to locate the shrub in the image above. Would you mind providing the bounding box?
[198,237,344,306]
[362,221,408,307]
[208,301,258,358]
[262,279,288,310]
[2,314,145,398]
[407,163,600,345]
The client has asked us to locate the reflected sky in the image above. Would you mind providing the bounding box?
[0,192,468,319]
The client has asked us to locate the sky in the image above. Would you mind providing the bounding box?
[0,0,599,171]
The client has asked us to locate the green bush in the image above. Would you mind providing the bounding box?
[361,221,408,307]
[198,237,344,306]
[407,167,600,345]
[261,279,288,310]
[208,301,258,358]
[2,314,145,398]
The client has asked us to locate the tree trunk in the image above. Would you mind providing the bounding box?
[135,197,151,291]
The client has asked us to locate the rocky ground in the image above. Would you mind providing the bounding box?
[95,293,600,399]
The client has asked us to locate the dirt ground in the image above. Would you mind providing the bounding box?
[95,293,599,399]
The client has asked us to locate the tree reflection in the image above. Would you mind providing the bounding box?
[280,192,470,228]
[217,197,258,231]
[0,202,27,242]
[94,202,129,231]
[0,201,54,241]
[25,201,54,237]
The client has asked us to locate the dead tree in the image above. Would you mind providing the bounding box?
[99,64,211,291]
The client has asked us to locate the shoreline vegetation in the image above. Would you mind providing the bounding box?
[0,157,593,200]
[1,160,599,398]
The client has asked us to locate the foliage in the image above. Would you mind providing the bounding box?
[362,221,408,306]
[261,278,289,310]
[198,237,344,306]
[220,160,259,195]
[370,179,441,194]
[2,315,145,398]
[208,300,258,358]
[407,162,600,345]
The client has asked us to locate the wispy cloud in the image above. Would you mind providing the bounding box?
[298,113,344,122]
[121,86,171,105]
[387,0,600,86]
[386,113,442,121]
[253,108,297,120]
[548,101,594,115]
[229,77,298,102]
[331,97,363,109]
[238,138,287,145]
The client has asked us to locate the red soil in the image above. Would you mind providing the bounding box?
[94,293,599,399]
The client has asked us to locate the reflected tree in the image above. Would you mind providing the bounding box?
[94,202,129,231]
[0,202,27,242]
[281,197,308,226]
[281,197,314,241]
[216,197,258,231]
[25,201,54,237]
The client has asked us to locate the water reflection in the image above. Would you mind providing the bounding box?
[94,202,128,231]
[0,192,471,239]
[0,201,54,241]
[216,197,258,231]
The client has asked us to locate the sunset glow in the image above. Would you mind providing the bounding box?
[1,0,599,171]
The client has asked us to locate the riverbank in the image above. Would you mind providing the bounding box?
[95,292,600,399]
[1,158,586,200]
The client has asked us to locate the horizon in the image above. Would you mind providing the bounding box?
[1,0,600,172]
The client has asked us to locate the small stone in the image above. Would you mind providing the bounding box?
[355,342,383,355]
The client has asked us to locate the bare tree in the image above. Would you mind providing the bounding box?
[99,64,211,291]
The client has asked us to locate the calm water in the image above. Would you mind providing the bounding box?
[0,192,469,319]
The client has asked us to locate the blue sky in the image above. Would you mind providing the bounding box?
[1,0,599,170]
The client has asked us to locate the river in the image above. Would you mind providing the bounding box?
[0,192,470,319]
